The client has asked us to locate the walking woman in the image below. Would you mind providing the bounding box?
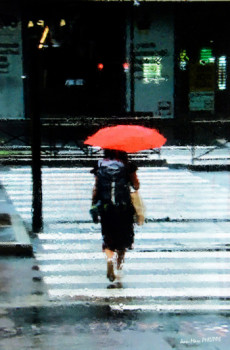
[91,149,140,285]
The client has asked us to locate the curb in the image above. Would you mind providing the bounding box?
[0,243,33,256]
[0,186,33,257]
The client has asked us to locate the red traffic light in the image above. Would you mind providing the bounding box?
[123,62,129,71]
[97,63,104,70]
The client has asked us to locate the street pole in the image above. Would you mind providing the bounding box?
[30,51,43,233]
[130,3,135,116]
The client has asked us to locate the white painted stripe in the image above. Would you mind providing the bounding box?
[15,205,230,214]
[48,223,95,229]
[48,287,230,298]
[0,166,200,173]
[7,192,228,201]
[135,243,228,249]
[40,244,98,250]
[3,171,191,177]
[3,180,211,186]
[144,198,228,203]
[8,194,84,199]
[38,232,230,243]
[39,262,230,272]
[44,274,230,285]
[39,243,226,252]
[0,175,211,184]
[4,181,225,188]
[35,251,230,260]
[17,210,230,219]
[0,169,202,175]
[37,232,230,241]
[4,177,198,184]
[8,197,229,208]
[3,182,93,186]
[137,233,230,239]
[0,172,201,178]
[6,190,226,201]
[18,214,90,220]
[110,304,230,312]
[39,240,229,250]
[20,213,229,221]
[16,208,90,213]
[38,234,81,240]
[140,180,209,184]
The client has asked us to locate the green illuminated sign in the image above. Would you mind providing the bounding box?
[200,48,215,64]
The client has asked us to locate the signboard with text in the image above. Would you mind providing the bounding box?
[0,21,24,119]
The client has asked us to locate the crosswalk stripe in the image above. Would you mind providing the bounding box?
[4,179,210,185]
[35,251,230,260]
[37,232,230,240]
[8,195,229,204]
[0,171,204,178]
[48,288,230,298]
[15,206,229,214]
[38,262,230,272]
[2,179,212,185]
[39,243,229,251]
[19,213,229,221]
[110,304,230,312]
[43,274,230,284]
[2,166,230,309]
[2,172,195,177]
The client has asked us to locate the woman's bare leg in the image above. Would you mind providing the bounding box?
[117,250,125,270]
[105,248,116,282]
[105,248,115,260]
[115,250,125,288]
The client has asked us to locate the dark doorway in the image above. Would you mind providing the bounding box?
[23,3,127,118]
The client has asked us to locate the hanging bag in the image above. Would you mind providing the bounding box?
[130,190,145,225]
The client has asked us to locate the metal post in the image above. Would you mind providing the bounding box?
[191,121,195,165]
[130,4,135,116]
[30,52,43,233]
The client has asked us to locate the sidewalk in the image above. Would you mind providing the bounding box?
[45,143,230,170]
[0,184,33,256]
[149,144,230,170]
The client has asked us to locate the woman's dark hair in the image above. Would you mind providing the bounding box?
[104,149,128,163]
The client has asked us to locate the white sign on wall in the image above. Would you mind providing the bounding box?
[0,21,24,119]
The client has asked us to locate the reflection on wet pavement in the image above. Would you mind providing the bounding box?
[0,307,230,350]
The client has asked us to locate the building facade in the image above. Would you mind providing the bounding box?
[0,1,230,125]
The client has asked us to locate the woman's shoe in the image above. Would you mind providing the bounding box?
[107,282,123,289]
[107,260,116,282]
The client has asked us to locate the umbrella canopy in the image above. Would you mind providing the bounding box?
[84,125,167,153]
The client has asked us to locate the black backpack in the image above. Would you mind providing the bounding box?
[97,160,131,206]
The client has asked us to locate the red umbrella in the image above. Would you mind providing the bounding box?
[84,125,166,153]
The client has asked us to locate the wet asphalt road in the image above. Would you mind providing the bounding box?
[0,166,230,349]
[0,296,230,350]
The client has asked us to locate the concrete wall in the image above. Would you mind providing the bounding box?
[126,10,174,118]
[0,21,24,119]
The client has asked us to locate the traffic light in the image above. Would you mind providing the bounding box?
[97,63,104,71]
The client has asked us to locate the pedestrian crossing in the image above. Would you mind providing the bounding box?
[1,166,230,311]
